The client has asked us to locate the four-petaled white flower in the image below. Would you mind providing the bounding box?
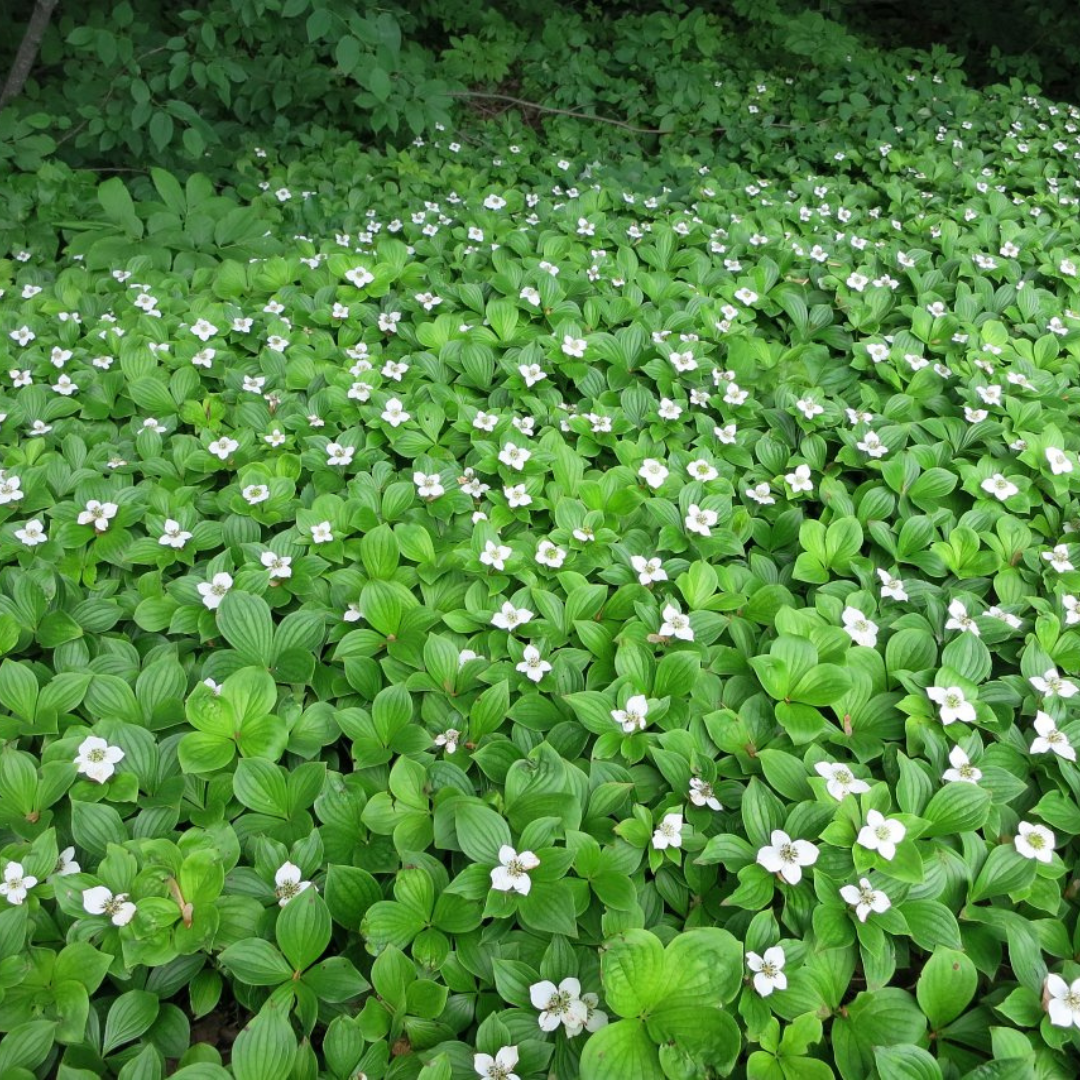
[381,398,410,426]
[784,463,813,493]
[876,568,908,601]
[840,877,890,922]
[261,551,293,580]
[55,846,80,876]
[942,745,982,784]
[516,645,551,683]
[757,830,819,885]
[631,555,667,585]
[612,694,649,734]
[659,604,694,641]
[14,519,46,546]
[207,437,239,461]
[842,606,878,648]
[198,571,234,609]
[498,443,531,470]
[474,1045,520,1080]
[78,500,119,532]
[435,728,460,754]
[1045,975,1080,1030]
[535,540,566,568]
[982,473,1019,501]
[944,599,980,636]
[158,519,192,549]
[0,861,38,905]
[530,977,588,1032]
[413,472,444,499]
[74,735,125,783]
[491,845,539,895]
[1030,668,1078,699]
[856,810,906,861]
[1043,544,1074,573]
[1031,711,1076,760]
[561,335,587,357]
[480,540,512,570]
[685,504,718,536]
[82,885,137,925]
[746,947,787,996]
[815,761,870,802]
[638,458,669,489]
[652,811,684,849]
[689,777,722,810]
[326,442,354,467]
[491,602,534,631]
[310,521,335,544]
[274,861,313,905]
[1046,447,1073,475]
[927,685,976,725]
[1014,821,1055,863]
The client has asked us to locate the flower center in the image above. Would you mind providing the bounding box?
[276,880,300,900]
[103,896,126,916]
[874,825,891,841]
[760,961,778,977]
[958,764,976,778]
[779,843,798,863]
[87,748,106,762]
[945,692,961,707]
[858,886,876,904]
[1028,833,1045,850]
[547,991,574,1016]
[1064,991,1080,1010]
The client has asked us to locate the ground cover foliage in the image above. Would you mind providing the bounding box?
[3,4,1080,1080]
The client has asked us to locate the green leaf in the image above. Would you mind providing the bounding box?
[102,989,160,1054]
[916,947,978,1029]
[231,1000,297,1080]
[277,889,332,972]
[217,592,274,667]
[600,929,666,1017]
[580,1018,662,1080]
[219,940,293,986]
[970,845,1037,902]
[874,1045,944,1080]
[454,801,512,863]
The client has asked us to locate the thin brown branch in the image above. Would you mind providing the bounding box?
[449,90,668,134]
[0,0,60,111]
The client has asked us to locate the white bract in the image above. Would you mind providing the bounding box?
[530,977,588,1032]
[746,947,787,996]
[612,694,649,734]
[74,735,125,783]
[473,1046,520,1080]
[78,500,118,532]
[0,861,37,905]
[856,810,906,861]
[659,605,694,641]
[757,830,819,885]
[274,861,313,905]
[815,761,870,801]
[1045,975,1080,1030]
[198,572,234,609]
[1030,668,1078,699]
[842,606,878,648]
[82,886,137,925]
[840,877,891,922]
[490,845,539,895]
[652,811,684,849]
[942,745,982,784]
[1014,822,1055,863]
[927,685,976,725]
[516,645,551,683]
[1030,711,1075,760]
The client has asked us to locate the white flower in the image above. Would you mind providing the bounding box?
[876,568,907,601]
[77,500,119,532]
[652,811,684,849]
[381,398,410,426]
[815,761,870,801]
[757,830,819,885]
[158,519,192,549]
[612,694,649,734]
[54,846,80,876]
[0,476,24,504]
[1046,447,1073,475]
[74,735,125,783]
[345,266,374,288]
[204,678,223,694]
[1064,595,1080,627]
[197,572,234,610]
[986,606,1022,630]
[1030,668,1078,699]
[14,519,46,546]
[639,459,669,489]
[473,410,498,432]
[842,606,878,648]
[746,947,787,996]
[1045,975,1080,1029]
[735,287,758,304]
[689,777,721,810]
[504,479,535,509]
[856,432,888,458]
[435,728,460,754]
[659,604,694,641]
[746,482,775,505]
[840,877,890,922]
[413,472,444,499]
[535,540,566,568]
[530,977,588,1032]
[520,286,541,306]
[516,645,551,683]
[207,437,239,461]
[1043,544,1074,573]
[1014,822,1055,863]
[326,443,354,467]
[856,810,906,861]
[261,552,293,580]
[498,443,531,470]
[491,845,539,895]
[943,745,982,783]
[561,335,587,358]
[459,648,481,667]
[1031,711,1075,761]
[274,861,313,905]
[343,603,363,623]
[0,862,37,905]
[566,992,607,1037]
[474,1045,520,1080]
[243,484,270,505]
[519,363,546,387]
[491,602,533,631]
[927,685,976,725]
[630,555,666,585]
[796,398,823,420]
[480,541,512,571]
[715,422,738,444]
[685,504,718,537]
[982,473,1019,500]
[784,463,813,494]
[82,885,136,925]
[310,521,334,544]
[191,318,218,341]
